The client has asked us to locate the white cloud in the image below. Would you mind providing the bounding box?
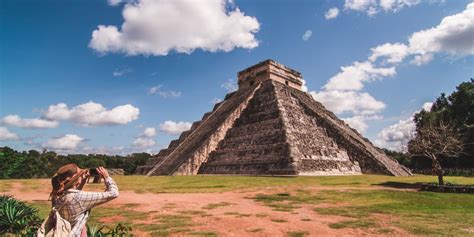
[408,3,474,57]
[324,61,396,91]
[148,85,182,98]
[302,30,312,41]
[112,68,132,77]
[344,0,420,16]
[343,114,382,133]
[90,0,260,56]
[376,101,434,150]
[0,127,19,141]
[159,120,192,135]
[378,118,415,143]
[1,115,59,129]
[221,79,238,92]
[108,0,124,6]
[143,127,156,137]
[132,137,156,148]
[380,0,421,12]
[325,7,340,20]
[43,134,84,150]
[422,102,433,112]
[211,98,223,104]
[410,53,434,66]
[344,0,378,16]
[310,90,385,115]
[369,43,409,64]
[43,102,139,126]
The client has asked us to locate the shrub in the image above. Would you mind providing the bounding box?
[0,195,42,235]
[87,223,132,236]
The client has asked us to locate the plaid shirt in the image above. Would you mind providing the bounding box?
[54,176,119,236]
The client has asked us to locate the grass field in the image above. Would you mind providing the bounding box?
[1,175,473,236]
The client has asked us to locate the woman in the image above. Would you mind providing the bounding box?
[49,164,119,236]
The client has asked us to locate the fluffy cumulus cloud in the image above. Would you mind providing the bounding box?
[43,102,139,126]
[344,0,378,16]
[310,90,385,115]
[43,134,84,150]
[159,121,192,135]
[343,115,382,133]
[132,127,158,149]
[408,3,474,58]
[132,137,156,148]
[1,115,59,129]
[302,30,312,41]
[325,7,340,20]
[148,85,182,98]
[344,0,421,16]
[90,0,260,56]
[323,61,396,91]
[375,102,433,150]
[379,0,421,12]
[369,43,409,64]
[371,3,474,66]
[0,127,19,141]
[143,127,156,137]
[310,3,473,134]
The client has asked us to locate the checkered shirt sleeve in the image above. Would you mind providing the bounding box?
[74,176,119,211]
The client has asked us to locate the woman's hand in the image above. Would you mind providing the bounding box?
[97,167,110,179]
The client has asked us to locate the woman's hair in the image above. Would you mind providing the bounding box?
[50,163,84,204]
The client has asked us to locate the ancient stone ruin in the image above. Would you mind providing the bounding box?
[136,60,412,176]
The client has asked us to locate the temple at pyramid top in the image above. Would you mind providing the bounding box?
[136,59,412,177]
[238,59,304,91]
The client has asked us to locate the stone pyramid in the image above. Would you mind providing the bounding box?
[136,60,411,176]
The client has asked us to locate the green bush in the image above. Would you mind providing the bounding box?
[87,223,132,236]
[0,195,42,235]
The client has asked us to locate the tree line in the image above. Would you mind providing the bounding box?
[0,147,151,179]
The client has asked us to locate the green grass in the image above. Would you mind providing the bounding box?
[252,188,474,235]
[136,214,196,236]
[328,219,378,229]
[2,175,473,194]
[108,175,474,193]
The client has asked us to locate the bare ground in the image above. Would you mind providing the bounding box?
[1,180,412,236]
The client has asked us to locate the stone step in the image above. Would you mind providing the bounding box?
[210,142,289,158]
[220,128,285,144]
[204,155,290,165]
[234,110,280,125]
[217,132,286,150]
[226,119,283,137]
[198,162,296,175]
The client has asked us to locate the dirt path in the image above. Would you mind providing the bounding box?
[1,181,411,236]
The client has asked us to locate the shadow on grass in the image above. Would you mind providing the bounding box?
[374,182,424,190]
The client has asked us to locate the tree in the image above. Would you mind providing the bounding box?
[408,121,464,185]
[413,79,474,168]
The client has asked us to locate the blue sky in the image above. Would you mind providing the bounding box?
[1,0,473,154]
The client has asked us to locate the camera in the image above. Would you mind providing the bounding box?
[89,168,99,176]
